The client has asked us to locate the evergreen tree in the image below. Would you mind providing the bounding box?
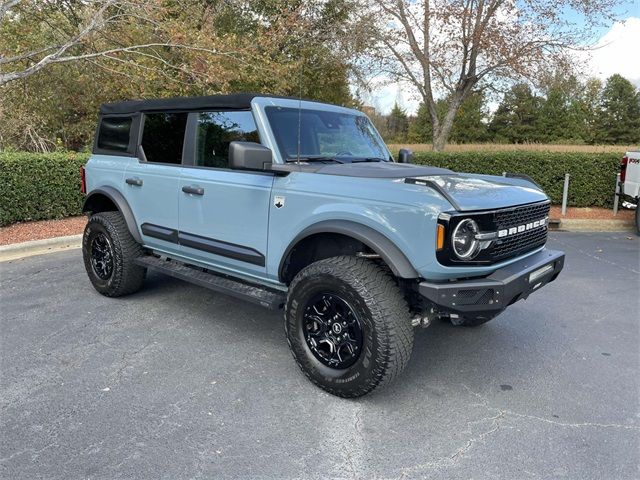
[489,84,542,143]
[387,102,409,143]
[407,103,432,143]
[450,91,488,143]
[536,74,584,143]
[578,78,604,144]
[598,74,640,144]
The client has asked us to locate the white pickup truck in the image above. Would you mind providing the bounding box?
[620,151,640,235]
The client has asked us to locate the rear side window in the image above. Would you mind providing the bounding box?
[195,111,259,169]
[141,112,188,164]
[97,117,132,152]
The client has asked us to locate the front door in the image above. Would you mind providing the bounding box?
[178,110,273,279]
[123,112,187,254]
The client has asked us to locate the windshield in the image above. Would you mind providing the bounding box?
[265,106,390,162]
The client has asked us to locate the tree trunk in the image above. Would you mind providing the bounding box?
[431,109,456,151]
[432,129,447,151]
[430,90,466,151]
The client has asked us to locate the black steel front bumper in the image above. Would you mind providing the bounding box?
[419,248,565,318]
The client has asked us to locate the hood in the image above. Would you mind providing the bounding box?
[406,174,548,211]
[308,161,547,211]
[316,161,453,178]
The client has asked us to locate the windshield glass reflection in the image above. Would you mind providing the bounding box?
[265,106,390,162]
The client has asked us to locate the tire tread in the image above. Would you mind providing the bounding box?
[83,211,145,297]
[285,255,413,397]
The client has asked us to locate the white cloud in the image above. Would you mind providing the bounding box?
[583,17,640,88]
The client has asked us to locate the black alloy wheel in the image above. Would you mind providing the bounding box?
[82,211,146,297]
[90,232,114,280]
[302,293,364,369]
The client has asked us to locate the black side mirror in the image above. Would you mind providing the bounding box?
[398,148,413,164]
[229,142,272,171]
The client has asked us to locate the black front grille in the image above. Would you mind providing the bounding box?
[437,201,550,266]
[489,202,550,261]
[493,202,550,230]
[490,224,548,261]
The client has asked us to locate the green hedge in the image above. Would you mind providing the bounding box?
[0,152,89,226]
[412,151,621,208]
[0,150,621,226]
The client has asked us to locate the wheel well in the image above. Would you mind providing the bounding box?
[83,193,118,214]
[280,233,383,284]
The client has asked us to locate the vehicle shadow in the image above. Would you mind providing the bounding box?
[370,312,541,404]
[130,270,538,402]
[135,270,284,330]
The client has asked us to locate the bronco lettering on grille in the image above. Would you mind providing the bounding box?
[497,217,548,238]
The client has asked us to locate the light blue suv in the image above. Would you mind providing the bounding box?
[82,94,564,397]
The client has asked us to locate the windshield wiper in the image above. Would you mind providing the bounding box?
[286,156,348,164]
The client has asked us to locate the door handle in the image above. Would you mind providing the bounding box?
[126,177,143,187]
[182,185,204,196]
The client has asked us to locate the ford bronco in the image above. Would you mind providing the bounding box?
[81,94,565,397]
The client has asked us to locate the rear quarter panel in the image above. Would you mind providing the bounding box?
[85,154,133,196]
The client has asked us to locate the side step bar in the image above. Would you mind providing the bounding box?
[134,256,286,310]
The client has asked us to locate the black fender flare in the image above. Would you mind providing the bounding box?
[279,220,419,281]
[83,187,142,243]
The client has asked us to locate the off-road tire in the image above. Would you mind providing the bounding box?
[285,256,413,398]
[83,211,146,297]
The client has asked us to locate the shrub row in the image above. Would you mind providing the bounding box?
[0,150,622,226]
[412,151,621,208]
[0,152,89,226]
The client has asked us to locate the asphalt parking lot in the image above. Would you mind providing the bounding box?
[1,232,638,479]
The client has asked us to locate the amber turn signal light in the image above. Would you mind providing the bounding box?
[436,224,445,251]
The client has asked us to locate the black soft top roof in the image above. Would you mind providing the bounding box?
[100,93,304,115]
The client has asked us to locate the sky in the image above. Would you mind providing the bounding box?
[367,2,640,115]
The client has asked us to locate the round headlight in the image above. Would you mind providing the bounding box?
[452,219,480,259]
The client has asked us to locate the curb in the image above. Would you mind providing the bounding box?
[0,234,82,262]
[551,218,635,232]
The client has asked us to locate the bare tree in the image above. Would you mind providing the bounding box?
[364,0,619,150]
[2,1,120,85]
[0,0,253,87]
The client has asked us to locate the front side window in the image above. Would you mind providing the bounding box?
[97,116,132,152]
[265,107,389,162]
[141,112,188,164]
[195,111,259,169]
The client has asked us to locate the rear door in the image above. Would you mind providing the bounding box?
[178,110,273,278]
[123,112,187,254]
